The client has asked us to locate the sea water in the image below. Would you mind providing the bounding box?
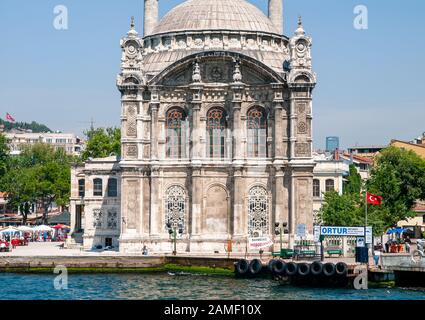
[0,273,425,300]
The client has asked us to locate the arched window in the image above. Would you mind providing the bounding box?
[313,179,320,197]
[325,179,335,192]
[107,178,118,197]
[166,108,188,159]
[78,179,85,197]
[207,108,227,158]
[247,107,268,158]
[93,179,103,197]
[248,186,269,237]
[165,186,186,233]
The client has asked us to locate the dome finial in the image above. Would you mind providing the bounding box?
[127,16,138,37]
[295,15,305,36]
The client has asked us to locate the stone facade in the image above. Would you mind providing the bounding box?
[70,0,317,254]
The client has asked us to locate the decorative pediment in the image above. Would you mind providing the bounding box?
[151,51,286,87]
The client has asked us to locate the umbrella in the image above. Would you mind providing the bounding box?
[0,226,23,238]
[52,224,65,229]
[17,226,33,232]
[0,226,20,233]
[386,228,407,235]
[33,225,53,232]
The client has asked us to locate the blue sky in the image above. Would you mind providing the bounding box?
[1,0,424,149]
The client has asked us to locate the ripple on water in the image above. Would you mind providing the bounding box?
[0,273,425,300]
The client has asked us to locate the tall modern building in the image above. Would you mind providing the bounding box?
[326,136,340,153]
[69,0,317,253]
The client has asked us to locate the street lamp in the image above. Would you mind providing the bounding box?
[274,222,289,252]
[166,221,183,256]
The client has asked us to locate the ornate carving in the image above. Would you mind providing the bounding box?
[165,186,186,235]
[295,143,311,157]
[126,105,137,137]
[126,180,139,229]
[233,60,242,83]
[298,121,307,134]
[248,186,269,237]
[126,144,138,158]
[192,61,201,82]
[107,210,118,229]
[93,209,102,228]
[297,103,306,114]
[210,66,223,82]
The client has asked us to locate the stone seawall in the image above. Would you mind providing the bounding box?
[0,255,238,272]
[0,256,166,270]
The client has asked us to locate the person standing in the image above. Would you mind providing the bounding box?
[405,236,412,253]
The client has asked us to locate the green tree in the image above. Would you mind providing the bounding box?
[34,161,70,224]
[0,133,9,177]
[320,146,425,236]
[319,191,363,227]
[1,167,38,224]
[82,127,121,160]
[0,119,51,133]
[1,143,72,224]
[344,164,362,196]
[366,146,425,233]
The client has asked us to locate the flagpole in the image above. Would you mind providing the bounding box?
[365,190,369,268]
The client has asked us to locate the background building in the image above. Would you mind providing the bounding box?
[5,132,85,156]
[348,145,385,159]
[326,136,340,153]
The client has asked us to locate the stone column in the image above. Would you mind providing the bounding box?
[231,84,244,162]
[187,84,203,240]
[274,167,286,227]
[289,93,297,159]
[233,167,244,237]
[150,166,161,237]
[191,166,202,238]
[191,103,201,161]
[272,85,285,161]
[150,101,159,161]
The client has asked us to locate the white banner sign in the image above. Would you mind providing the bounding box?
[320,226,366,236]
[365,227,373,244]
[314,226,321,242]
[248,237,274,250]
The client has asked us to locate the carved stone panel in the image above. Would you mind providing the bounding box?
[126,180,139,229]
[295,143,311,157]
[297,121,307,134]
[126,144,138,159]
[126,105,137,137]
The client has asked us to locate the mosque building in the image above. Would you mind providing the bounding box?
[69,0,317,254]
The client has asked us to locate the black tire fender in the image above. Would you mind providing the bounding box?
[310,261,323,276]
[249,259,263,275]
[273,259,286,275]
[297,263,311,277]
[268,259,277,273]
[286,262,298,276]
[323,262,336,277]
[335,262,348,276]
[235,259,249,275]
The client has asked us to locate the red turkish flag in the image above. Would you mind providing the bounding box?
[5,113,15,123]
[367,192,382,205]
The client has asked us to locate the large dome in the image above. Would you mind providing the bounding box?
[151,0,280,36]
